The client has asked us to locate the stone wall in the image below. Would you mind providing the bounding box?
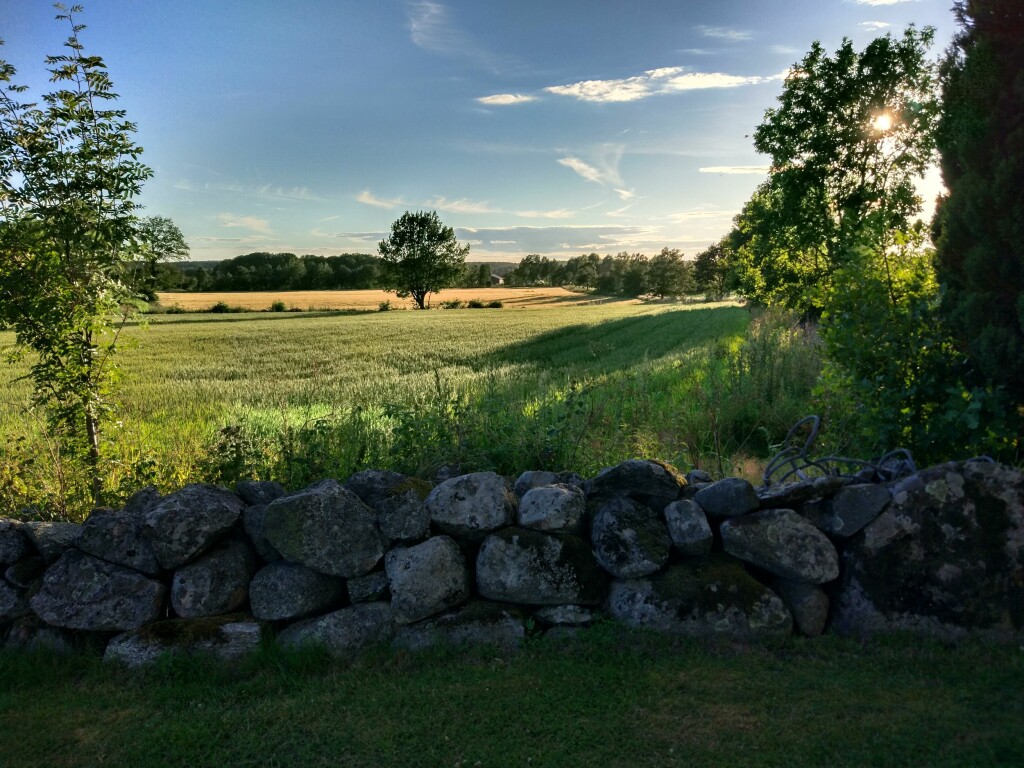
[1,459,1021,667]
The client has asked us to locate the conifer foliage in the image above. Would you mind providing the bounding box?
[934,0,1024,411]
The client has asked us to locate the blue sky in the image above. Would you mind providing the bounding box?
[3,0,956,262]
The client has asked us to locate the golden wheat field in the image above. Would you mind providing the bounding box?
[156,287,638,311]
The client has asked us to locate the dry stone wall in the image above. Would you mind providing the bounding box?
[1,459,1022,667]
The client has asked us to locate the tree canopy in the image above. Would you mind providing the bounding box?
[734,27,940,318]
[378,211,469,309]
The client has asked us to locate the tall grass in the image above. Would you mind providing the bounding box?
[0,303,826,519]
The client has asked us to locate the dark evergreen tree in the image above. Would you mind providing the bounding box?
[934,0,1024,409]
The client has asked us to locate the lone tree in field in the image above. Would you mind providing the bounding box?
[378,210,469,309]
[0,5,151,505]
[135,215,189,299]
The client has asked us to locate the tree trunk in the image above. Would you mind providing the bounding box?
[84,405,102,506]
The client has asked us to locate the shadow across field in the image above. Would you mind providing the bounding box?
[483,305,750,375]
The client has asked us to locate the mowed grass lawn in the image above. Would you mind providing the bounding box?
[1,629,1021,768]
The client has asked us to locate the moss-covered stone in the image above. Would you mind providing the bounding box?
[835,461,1024,639]
[607,554,792,639]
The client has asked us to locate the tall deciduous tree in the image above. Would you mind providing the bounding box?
[0,5,151,505]
[135,215,189,299]
[378,211,469,309]
[647,248,694,298]
[934,0,1024,414]
[693,239,735,300]
[736,28,940,318]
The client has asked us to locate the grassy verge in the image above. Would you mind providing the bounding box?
[1,628,1021,767]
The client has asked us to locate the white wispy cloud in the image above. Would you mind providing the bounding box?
[515,209,575,219]
[477,93,536,106]
[558,156,605,183]
[557,145,625,188]
[615,188,636,201]
[772,45,801,55]
[356,190,404,209]
[544,65,777,104]
[175,179,321,202]
[699,165,771,175]
[668,206,739,223]
[860,21,891,30]
[854,0,912,5]
[216,213,272,234]
[697,26,753,41]
[407,1,513,73]
[424,196,500,215]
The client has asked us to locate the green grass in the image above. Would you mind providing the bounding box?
[1,628,1021,767]
[1,302,826,518]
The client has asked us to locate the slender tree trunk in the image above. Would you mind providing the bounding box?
[84,403,102,506]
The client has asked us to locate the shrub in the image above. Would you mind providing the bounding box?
[378,301,392,312]
[210,301,231,313]
[440,299,464,309]
[270,300,286,312]
[467,299,485,309]
[486,300,503,309]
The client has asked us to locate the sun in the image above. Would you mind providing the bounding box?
[872,112,894,132]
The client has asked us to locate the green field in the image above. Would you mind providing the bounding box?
[1,629,1021,767]
[0,301,824,518]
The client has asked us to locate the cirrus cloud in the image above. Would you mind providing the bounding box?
[477,93,536,106]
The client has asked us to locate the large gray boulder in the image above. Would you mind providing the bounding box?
[424,472,516,540]
[75,507,161,576]
[104,615,266,668]
[664,499,713,557]
[393,601,525,652]
[721,508,839,584]
[170,539,256,618]
[263,480,385,578]
[586,459,686,508]
[30,549,166,631]
[693,478,759,519]
[344,469,432,543]
[607,556,793,640]
[517,484,586,533]
[513,470,584,498]
[141,484,245,570]
[0,519,27,565]
[278,602,396,656]
[385,536,470,625]
[249,561,345,621]
[476,527,604,606]
[800,483,891,538]
[834,461,1024,639]
[22,521,82,563]
[591,497,671,579]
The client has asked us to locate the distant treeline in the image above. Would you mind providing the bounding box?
[159,247,728,298]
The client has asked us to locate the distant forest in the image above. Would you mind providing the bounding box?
[159,248,722,298]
